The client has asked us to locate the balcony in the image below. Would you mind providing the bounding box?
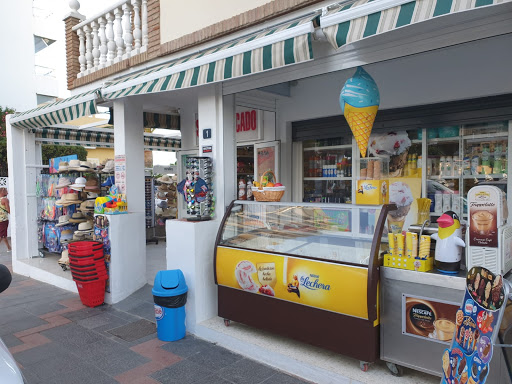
[71,0,148,78]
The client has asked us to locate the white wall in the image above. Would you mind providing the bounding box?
[0,0,37,110]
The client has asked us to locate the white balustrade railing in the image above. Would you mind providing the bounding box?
[71,0,148,78]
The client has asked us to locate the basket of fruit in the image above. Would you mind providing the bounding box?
[251,171,285,202]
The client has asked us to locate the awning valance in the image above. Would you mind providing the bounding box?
[321,0,510,50]
[101,14,318,99]
[30,127,181,151]
[143,112,180,130]
[11,89,101,129]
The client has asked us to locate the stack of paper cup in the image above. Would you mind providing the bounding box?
[419,235,431,259]
[395,233,405,257]
[406,232,418,258]
[388,233,396,256]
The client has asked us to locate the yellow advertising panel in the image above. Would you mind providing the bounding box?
[216,247,370,320]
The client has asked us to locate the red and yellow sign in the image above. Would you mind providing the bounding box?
[216,247,370,320]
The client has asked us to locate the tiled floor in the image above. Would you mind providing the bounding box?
[0,251,309,384]
[146,242,166,286]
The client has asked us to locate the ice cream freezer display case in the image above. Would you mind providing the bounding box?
[214,200,397,368]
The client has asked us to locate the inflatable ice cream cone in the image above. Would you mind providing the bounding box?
[339,67,380,157]
[344,104,378,157]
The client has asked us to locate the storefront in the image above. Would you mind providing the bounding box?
[6,0,512,382]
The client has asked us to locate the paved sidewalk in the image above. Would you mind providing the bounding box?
[0,253,309,384]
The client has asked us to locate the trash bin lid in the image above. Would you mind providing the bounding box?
[152,269,188,297]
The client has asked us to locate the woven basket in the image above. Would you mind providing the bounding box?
[252,171,285,202]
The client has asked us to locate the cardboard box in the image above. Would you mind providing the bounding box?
[356,179,389,205]
[383,254,434,272]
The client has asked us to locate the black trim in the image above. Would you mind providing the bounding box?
[292,94,512,141]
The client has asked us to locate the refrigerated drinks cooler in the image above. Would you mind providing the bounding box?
[214,200,397,366]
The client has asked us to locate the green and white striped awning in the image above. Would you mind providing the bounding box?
[11,89,101,129]
[321,0,511,50]
[30,127,181,151]
[101,14,318,99]
[144,112,180,130]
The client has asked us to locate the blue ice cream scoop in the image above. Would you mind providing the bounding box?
[339,67,380,113]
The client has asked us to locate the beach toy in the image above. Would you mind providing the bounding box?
[339,67,380,157]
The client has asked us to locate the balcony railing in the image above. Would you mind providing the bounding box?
[72,0,148,78]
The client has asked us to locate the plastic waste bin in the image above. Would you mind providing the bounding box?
[152,269,188,341]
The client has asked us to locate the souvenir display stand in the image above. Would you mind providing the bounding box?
[214,200,396,367]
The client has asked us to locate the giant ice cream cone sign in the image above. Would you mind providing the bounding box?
[339,67,380,158]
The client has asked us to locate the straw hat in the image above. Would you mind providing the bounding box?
[157,184,170,192]
[55,177,71,189]
[84,178,100,192]
[59,162,69,173]
[56,193,82,206]
[75,221,93,233]
[70,177,87,190]
[102,160,114,173]
[69,212,87,223]
[55,215,70,227]
[86,192,99,200]
[157,175,173,184]
[60,230,74,243]
[68,159,81,171]
[78,200,95,212]
[77,161,93,172]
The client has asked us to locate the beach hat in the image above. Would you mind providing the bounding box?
[73,232,87,241]
[78,200,95,212]
[70,177,87,190]
[59,162,69,173]
[86,192,99,200]
[156,191,167,200]
[55,215,70,227]
[68,159,81,171]
[56,193,82,206]
[157,175,173,184]
[75,221,93,233]
[59,230,74,243]
[77,161,93,172]
[84,178,100,192]
[157,184,169,192]
[55,177,71,189]
[69,212,87,223]
[102,160,114,173]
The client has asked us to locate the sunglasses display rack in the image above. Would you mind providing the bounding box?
[145,176,158,244]
[184,157,214,221]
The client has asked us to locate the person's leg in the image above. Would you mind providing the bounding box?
[5,237,11,251]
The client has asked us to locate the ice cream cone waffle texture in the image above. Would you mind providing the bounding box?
[344,104,378,157]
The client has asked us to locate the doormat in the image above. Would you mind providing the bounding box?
[108,319,156,342]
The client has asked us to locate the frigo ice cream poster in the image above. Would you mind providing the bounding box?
[339,67,380,157]
[216,247,370,320]
[387,178,422,234]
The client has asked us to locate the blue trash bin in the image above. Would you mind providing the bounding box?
[152,269,188,341]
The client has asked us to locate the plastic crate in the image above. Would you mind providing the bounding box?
[75,277,107,308]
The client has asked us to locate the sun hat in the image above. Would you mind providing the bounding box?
[60,230,74,243]
[55,215,70,227]
[68,159,81,171]
[70,177,87,190]
[56,193,82,206]
[102,160,114,173]
[157,184,169,192]
[77,161,93,172]
[58,162,69,173]
[86,192,99,200]
[75,221,93,233]
[157,175,173,184]
[78,200,95,212]
[55,177,71,189]
[69,212,87,223]
[156,191,167,200]
[84,178,100,191]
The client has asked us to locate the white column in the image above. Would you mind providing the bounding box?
[122,2,133,58]
[24,132,39,260]
[106,12,115,66]
[91,20,100,69]
[113,99,144,214]
[98,16,107,68]
[141,0,148,51]
[6,116,29,265]
[77,27,86,76]
[114,7,124,62]
[84,24,93,72]
[108,99,146,303]
[132,0,142,53]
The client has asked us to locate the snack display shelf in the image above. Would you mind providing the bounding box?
[215,200,397,365]
[427,137,461,143]
[304,177,352,181]
[303,144,352,151]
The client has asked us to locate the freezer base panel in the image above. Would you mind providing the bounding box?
[218,285,379,363]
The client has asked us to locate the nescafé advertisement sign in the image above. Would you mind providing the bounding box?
[216,247,369,319]
[402,295,460,344]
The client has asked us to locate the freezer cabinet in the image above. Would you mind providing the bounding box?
[214,200,396,364]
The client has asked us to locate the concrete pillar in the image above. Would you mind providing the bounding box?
[25,132,39,259]
[113,98,145,214]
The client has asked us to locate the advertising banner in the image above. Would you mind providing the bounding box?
[49,154,78,174]
[441,267,504,384]
[216,247,369,319]
[402,295,459,343]
[256,146,276,182]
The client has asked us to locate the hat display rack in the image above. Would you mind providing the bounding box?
[36,158,115,271]
[154,173,178,225]
[177,157,214,221]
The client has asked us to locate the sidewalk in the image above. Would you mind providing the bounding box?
[0,252,309,384]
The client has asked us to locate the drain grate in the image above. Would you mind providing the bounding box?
[108,319,156,342]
